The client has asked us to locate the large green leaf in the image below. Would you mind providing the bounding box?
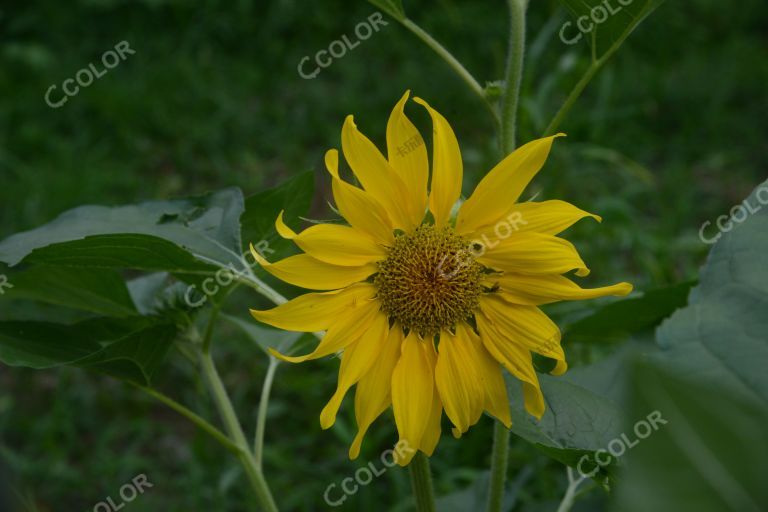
[3,265,138,317]
[0,318,177,385]
[0,188,244,272]
[559,0,664,59]
[505,341,651,480]
[655,183,768,407]
[611,362,768,512]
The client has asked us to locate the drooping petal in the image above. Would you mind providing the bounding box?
[250,282,376,332]
[268,299,380,363]
[435,325,485,436]
[349,326,404,459]
[418,337,442,455]
[476,233,590,277]
[476,307,546,419]
[479,294,566,375]
[456,134,565,235]
[392,331,434,465]
[386,91,428,222]
[471,338,512,427]
[341,116,418,230]
[413,97,463,227]
[275,210,387,267]
[488,273,633,305]
[320,312,390,429]
[250,246,378,290]
[325,149,394,245]
[468,200,600,241]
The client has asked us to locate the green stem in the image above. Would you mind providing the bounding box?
[500,0,528,154]
[254,357,279,468]
[396,18,499,125]
[134,384,241,455]
[487,420,511,512]
[408,452,436,512]
[200,352,279,512]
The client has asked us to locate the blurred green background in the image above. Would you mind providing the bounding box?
[1,0,766,510]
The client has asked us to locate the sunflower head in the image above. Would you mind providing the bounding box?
[250,91,633,465]
[374,224,482,337]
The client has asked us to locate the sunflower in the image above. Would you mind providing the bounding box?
[249,91,632,466]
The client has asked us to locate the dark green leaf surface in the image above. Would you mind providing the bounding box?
[563,281,694,343]
[559,0,664,58]
[3,266,138,317]
[0,318,177,385]
[240,171,315,261]
[0,188,245,272]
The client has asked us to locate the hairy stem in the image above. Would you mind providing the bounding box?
[487,420,511,512]
[500,0,528,154]
[408,452,437,512]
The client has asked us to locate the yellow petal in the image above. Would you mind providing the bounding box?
[250,245,378,290]
[341,116,418,230]
[250,282,376,332]
[413,97,463,227]
[468,200,600,241]
[320,312,390,429]
[476,233,590,277]
[435,325,485,435]
[275,211,387,267]
[479,294,566,375]
[392,331,434,465]
[456,134,565,235]
[419,337,442,455]
[489,273,633,305]
[386,91,428,224]
[476,307,546,419]
[325,149,394,245]
[472,339,512,427]
[349,326,403,459]
[268,299,380,363]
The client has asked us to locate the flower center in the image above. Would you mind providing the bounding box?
[374,224,483,336]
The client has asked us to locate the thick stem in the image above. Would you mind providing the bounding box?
[200,352,279,512]
[408,452,437,512]
[487,421,511,512]
[254,357,279,468]
[500,0,528,154]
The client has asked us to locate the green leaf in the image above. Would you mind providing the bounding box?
[0,318,177,385]
[611,361,768,512]
[563,281,694,344]
[655,183,768,407]
[240,171,315,261]
[367,0,406,22]
[0,188,245,272]
[3,266,138,317]
[558,0,664,59]
[506,341,650,481]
